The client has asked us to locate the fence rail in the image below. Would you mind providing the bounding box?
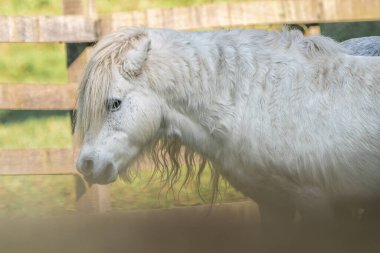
[0,83,76,110]
[1,0,379,42]
[0,0,379,213]
[0,16,97,42]
[100,0,380,34]
[0,149,75,175]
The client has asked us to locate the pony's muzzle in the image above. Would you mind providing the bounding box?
[76,154,117,185]
[79,159,94,177]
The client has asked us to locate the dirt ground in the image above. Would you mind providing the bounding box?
[1,201,380,253]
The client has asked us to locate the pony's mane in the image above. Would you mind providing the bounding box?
[121,137,221,202]
[75,28,148,144]
[277,28,344,58]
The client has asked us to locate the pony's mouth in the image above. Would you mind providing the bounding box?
[84,175,117,185]
[84,166,118,185]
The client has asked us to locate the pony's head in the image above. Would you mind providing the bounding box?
[75,27,218,200]
[75,28,163,184]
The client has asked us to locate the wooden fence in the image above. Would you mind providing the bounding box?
[1,0,380,213]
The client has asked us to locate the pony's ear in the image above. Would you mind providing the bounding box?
[122,37,151,77]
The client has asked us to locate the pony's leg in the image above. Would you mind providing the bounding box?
[256,196,297,251]
[293,186,334,223]
[291,187,346,251]
[362,200,380,222]
[359,201,380,249]
[332,202,353,221]
[332,201,364,223]
[258,200,296,227]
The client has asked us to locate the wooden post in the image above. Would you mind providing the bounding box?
[306,25,321,36]
[62,0,111,213]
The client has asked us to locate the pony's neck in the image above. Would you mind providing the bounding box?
[161,106,223,161]
[151,31,252,161]
[148,30,244,105]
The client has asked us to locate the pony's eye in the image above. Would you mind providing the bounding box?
[107,99,122,112]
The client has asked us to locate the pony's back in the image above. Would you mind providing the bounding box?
[341,36,380,56]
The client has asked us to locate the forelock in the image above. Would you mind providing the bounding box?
[75,27,147,144]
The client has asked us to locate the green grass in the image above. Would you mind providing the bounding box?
[0,0,62,15]
[0,111,72,148]
[95,0,249,14]
[0,43,67,84]
[0,168,246,219]
[110,168,246,211]
[0,0,248,15]
[0,175,76,218]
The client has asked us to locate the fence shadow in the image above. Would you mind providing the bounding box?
[0,110,70,124]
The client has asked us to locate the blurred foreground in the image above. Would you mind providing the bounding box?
[2,201,380,253]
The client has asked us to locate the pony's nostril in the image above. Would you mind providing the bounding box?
[104,163,115,179]
[81,159,94,176]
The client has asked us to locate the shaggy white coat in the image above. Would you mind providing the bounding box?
[76,28,380,221]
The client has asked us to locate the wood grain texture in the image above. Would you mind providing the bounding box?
[100,0,380,34]
[0,83,76,110]
[0,16,97,42]
[75,177,112,214]
[0,148,76,175]
[62,0,112,214]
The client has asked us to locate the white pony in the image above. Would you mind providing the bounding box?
[76,28,380,225]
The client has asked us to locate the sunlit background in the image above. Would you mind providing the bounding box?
[1,0,380,219]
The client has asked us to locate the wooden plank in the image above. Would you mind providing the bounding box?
[0,83,76,110]
[75,176,112,214]
[66,46,93,83]
[100,0,380,34]
[0,148,76,175]
[63,0,111,214]
[306,25,321,36]
[0,15,97,42]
